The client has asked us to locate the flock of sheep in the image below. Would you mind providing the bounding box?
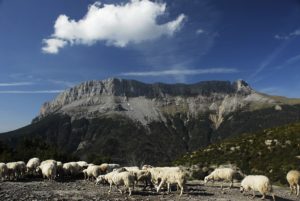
[1,158,300,200]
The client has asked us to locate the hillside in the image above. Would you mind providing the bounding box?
[174,121,300,184]
[1,78,300,165]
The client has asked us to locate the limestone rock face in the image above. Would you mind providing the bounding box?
[38,78,276,128]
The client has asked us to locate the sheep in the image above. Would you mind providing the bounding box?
[83,165,102,181]
[98,171,136,196]
[124,166,140,172]
[107,164,120,172]
[0,163,8,181]
[143,166,185,194]
[6,162,19,180]
[98,163,111,174]
[155,168,186,196]
[125,168,152,189]
[204,167,236,189]
[16,161,26,179]
[77,161,88,169]
[97,169,119,184]
[240,175,275,201]
[26,157,40,175]
[96,168,127,185]
[40,159,57,166]
[62,162,82,177]
[36,162,57,181]
[142,164,153,170]
[286,170,300,196]
[146,167,181,187]
[56,161,63,178]
[135,170,152,189]
[112,171,136,196]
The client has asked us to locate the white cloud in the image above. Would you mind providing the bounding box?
[42,0,186,54]
[0,82,33,87]
[42,38,67,54]
[0,90,63,94]
[291,29,300,36]
[274,34,289,40]
[196,29,204,34]
[274,28,300,40]
[120,68,238,76]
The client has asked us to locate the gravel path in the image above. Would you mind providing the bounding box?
[0,179,297,201]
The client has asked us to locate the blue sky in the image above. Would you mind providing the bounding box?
[0,0,300,132]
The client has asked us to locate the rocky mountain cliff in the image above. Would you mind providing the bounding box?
[1,78,300,165]
[37,78,275,128]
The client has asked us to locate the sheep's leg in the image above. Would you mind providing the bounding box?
[157,179,165,193]
[167,183,170,194]
[108,183,112,194]
[128,187,132,196]
[143,180,147,190]
[261,193,266,200]
[116,185,123,194]
[251,190,256,199]
[229,180,233,189]
[178,183,184,196]
[271,193,276,201]
[289,185,293,195]
[297,184,300,196]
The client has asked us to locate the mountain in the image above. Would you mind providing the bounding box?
[174,121,300,184]
[1,78,300,165]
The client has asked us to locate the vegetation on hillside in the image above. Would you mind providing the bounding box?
[0,136,78,163]
[174,122,300,184]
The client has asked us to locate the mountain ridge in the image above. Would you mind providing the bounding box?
[2,78,300,165]
[37,78,275,127]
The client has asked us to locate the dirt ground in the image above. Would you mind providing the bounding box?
[0,179,297,201]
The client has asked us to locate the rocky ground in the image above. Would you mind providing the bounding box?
[0,179,296,201]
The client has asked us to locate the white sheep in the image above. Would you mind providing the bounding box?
[146,166,181,187]
[240,175,275,200]
[40,159,57,166]
[26,158,40,175]
[16,161,26,179]
[124,166,140,171]
[142,164,153,170]
[96,169,120,185]
[0,162,8,181]
[135,170,152,189]
[77,161,88,169]
[83,165,102,180]
[204,167,236,189]
[124,168,151,189]
[155,168,186,196]
[6,162,19,180]
[62,162,82,177]
[286,170,300,196]
[110,171,136,196]
[36,162,57,181]
[107,164,120,172]
[98,163,112,174]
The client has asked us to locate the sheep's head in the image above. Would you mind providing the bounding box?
[204,176,210,184]
[142,165,153,170]
[26,167,30,173]
[35,166,41,174]
[114,167,126,173]
[96,175,105,185]
[240,186,245,193]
